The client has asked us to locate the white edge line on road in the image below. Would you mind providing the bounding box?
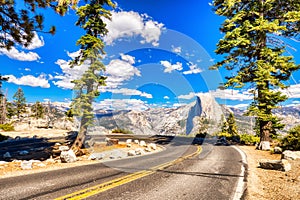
[231,146,247,200]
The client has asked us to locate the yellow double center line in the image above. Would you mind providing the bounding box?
[55,146,202,200]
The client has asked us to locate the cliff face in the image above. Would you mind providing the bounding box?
[92,93,224,135]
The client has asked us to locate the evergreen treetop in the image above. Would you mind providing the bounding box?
[211,0,300,146]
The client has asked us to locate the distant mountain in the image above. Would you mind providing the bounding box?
[91,93,224,135]
[221,105,300,134]
[47,98,300,135]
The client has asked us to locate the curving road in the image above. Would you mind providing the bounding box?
[0,137,246,200]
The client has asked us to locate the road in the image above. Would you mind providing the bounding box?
[0,137,246,200]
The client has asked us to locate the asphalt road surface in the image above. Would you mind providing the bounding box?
[0,137,246,200]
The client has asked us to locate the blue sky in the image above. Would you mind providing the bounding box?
[2,0,300,110]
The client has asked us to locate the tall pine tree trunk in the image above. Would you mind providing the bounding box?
[257,1,271,150]
[71,116,88,155]
[71,68,95,155]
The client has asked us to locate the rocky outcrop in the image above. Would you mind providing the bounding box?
[91,93,223,135]
[259,159,291,172]
[282,150,300,160]
[60,149,77,163]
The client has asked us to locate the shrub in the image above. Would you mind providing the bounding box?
[112,128,133,134]
[239,134,260,145]
[0,123,15,132]
[218,132,233,140]
[281,125,300,150]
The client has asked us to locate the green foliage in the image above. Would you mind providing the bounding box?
[220,112,238,138]
[68,1,114,150]
[6,102,15,119]
[239,134,260,145]
[13,88,27,119]
[281,125,300,150]
[31,101,45,119]
[0,123,15,132]
[211,0,300,142]
[218,132,232,139]
[65,108,74,122]
[112,128,133,134]
[0,0,67,50]
[227,112,238,136]
[197,117,210,134]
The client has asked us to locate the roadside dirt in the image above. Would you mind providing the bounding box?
[0,130,161,178]
[239,146,300,200]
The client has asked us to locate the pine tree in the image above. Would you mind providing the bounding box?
[0,0,69,50]
[13,87,27,119]
[31,101,45,119]
[227,112,238,136]
[211,0,300,150]
[198,117,209,134]
[68,0,114,153]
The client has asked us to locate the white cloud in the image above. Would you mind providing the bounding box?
[103,11,164,46]
[178,92,196,100]
[120,53,135,64]
[54,51,140,91]
[210,89,252,101]
[67,50,81,60]
[107,88,152,98]
[94,99,149,111]
[24,68,31,71]
[164,96,170,100]
[25,33,44,50]
[183,63,202,75]
[282,84,300,98]
[178,89,252,101]
[160,60,183,73]
[171,46,182,53]
[227,103,249,110]
[105,58,141,88]
[5,74,50,88]
[0,46,40,61]
[53,58,89,89]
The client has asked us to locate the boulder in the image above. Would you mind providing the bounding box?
[139,140,147,147]
[88,153,104,160]
[109,150,126,159]
[59,146,69,152]
[128,150,136,156]
[258,141,271,151]
[21,160,33,170]
[106,139,119,146]
[126,139,132,144]
[274,147,283,154]
[60,149,77,163]
[148,143,157,150]
[259,159,291,172]
[145,147,152,152]
[282,150,300,160]
[135,148,145,155]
